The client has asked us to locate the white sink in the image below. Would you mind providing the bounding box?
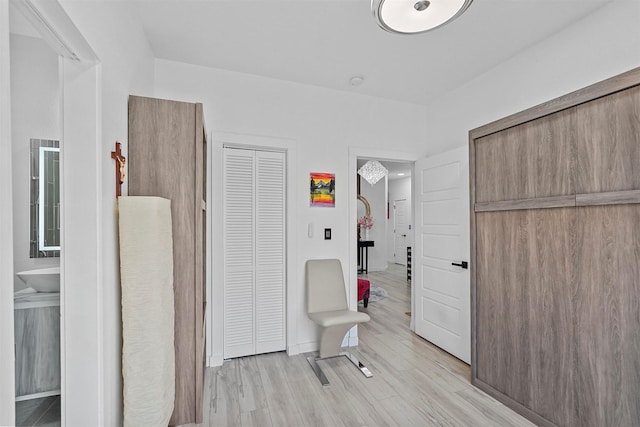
[16,267,60,292]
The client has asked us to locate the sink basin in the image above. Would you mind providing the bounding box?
[16,267,60,292]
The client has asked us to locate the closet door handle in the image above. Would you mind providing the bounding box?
[452,261,468,269]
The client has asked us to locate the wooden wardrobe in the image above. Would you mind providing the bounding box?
[128,96,207,425]
[470,68,640,427]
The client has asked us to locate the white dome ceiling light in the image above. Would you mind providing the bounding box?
[372,0,474,35]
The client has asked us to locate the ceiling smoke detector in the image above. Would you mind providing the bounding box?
[372,0,474,35]
[349,75,365,86]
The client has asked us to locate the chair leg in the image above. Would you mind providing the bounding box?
[340,349,373,378]
[305,353,329,386]
[305,349,373,386]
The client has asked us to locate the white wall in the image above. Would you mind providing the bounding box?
[0,1,16,423]
[154,59,428,359]
[360,175,387,272]
[54,1,155,424]
[10,34,60,292]
[425,0,640,156]
[387,177,412,263]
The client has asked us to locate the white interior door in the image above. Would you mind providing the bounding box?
[414,146,470,364]
[393,199,409,265]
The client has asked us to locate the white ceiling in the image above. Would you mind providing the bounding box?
[132,0,612,105]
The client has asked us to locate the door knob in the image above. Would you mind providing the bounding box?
[451,261,468,269]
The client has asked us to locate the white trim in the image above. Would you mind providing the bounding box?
[0,2,16,424]
[208,354,223,368]
[15,390,61,402]
[9,0,97,63]
[348,147,418,341]
[61,58,102,426]
[210,131,298,365]
[205,130,213,367]
[285,344,299,356]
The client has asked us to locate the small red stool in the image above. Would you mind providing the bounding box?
[358,278,371,307]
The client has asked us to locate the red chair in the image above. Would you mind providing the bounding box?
[358,278,370,307]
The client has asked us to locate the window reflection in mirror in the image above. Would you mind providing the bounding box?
[30,138,60,257]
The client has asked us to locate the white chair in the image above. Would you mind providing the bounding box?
[305,259,373,385]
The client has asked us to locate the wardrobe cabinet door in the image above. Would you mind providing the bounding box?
[129,96,205,425]
[475,108,576,203]
[575,205,640,427]
[476,208,577,426]
[576,86,640,195]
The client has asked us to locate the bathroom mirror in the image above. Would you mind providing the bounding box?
[30,138,60,258]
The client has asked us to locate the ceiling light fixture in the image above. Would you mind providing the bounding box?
[358,161,388,185]
[372,0,474,35]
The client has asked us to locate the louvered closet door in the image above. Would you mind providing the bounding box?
[223,148,286,359]
[255,151,286,354]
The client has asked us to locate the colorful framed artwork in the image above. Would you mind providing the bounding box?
[310,172,335,207]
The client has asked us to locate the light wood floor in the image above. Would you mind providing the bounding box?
[15,395,60,427]
[192,263,534,426]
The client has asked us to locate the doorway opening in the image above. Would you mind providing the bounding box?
[5,1,100,424]
[355,157,414,326]
[10,3,63,423]
[356,159,413,272]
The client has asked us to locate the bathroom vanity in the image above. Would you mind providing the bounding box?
[14,290,61,400]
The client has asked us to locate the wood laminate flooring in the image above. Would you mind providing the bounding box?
[15,395,60,427]
[188,263,534,427]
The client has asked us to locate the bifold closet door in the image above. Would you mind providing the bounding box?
[223,148,285,359]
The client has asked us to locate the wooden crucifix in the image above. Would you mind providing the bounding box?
[110,141,126,197]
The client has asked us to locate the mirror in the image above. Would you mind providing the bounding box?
[357,195,371,218]
[30,138,60,257]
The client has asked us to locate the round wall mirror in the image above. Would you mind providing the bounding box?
[357,195,371,218]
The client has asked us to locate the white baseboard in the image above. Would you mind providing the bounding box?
[296,341,319,354]
[208,353,223,367]
[286,344,300,356]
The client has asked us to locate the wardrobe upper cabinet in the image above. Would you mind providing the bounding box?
[128,96,207,426]
[474,108,576,203]
[576,85,640,194]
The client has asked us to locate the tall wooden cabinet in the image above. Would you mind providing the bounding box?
[470,68,640,427]
[128,96,207,425]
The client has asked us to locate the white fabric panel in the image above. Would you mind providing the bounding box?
[118,196,174,427]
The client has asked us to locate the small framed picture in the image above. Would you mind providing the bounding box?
[310,172,335,207]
